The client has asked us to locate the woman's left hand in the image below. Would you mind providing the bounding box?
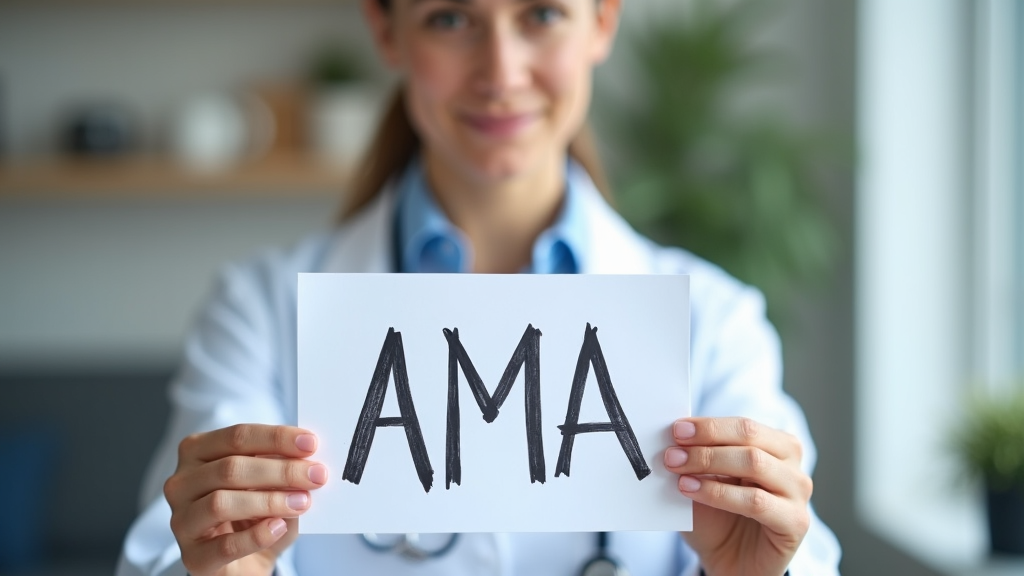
[663,417,812,576]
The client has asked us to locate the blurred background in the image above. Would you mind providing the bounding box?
[0,0,1021,575]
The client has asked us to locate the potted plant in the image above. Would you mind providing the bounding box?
[952,390,1024,555]
[306,41,380,165]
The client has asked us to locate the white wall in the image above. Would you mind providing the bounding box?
[0,196,336,369]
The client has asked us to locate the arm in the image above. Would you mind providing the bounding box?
[117,259,317,576]
[667,278,841,576]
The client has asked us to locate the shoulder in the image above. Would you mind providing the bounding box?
[581,185,766,322]
[586,199,780,399]
[650,244,768,326]
[182,230,337,369]
[648,246,788,429]
[213,230,336,306]
[204,186,394,321]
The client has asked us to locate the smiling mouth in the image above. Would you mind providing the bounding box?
[461,112,538,138]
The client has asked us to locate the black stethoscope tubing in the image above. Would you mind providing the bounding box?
[358,531,628,575]
[359,532,461,561]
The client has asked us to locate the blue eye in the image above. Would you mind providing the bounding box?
[426,10,468,30]
[528,5,564,25]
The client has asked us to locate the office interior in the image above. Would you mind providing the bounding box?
[1,0,1021,575]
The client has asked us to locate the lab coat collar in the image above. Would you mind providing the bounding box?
[321,173,654,275]
[573,170,653,274]
[322,184,398,273]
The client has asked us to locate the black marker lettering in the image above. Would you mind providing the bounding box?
[443,324,545,488]
[342,327,434,492]
[555,323,651,481]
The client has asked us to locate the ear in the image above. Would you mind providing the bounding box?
[589,0,622,64]
[363,0,401,68]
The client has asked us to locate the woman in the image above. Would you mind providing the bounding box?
[117,0,841,574]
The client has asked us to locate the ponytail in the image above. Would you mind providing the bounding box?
[339,88,420,220]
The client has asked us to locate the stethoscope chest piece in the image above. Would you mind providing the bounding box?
[580,555,630,576]
[579,532,629,576]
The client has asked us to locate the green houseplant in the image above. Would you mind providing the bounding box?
[598,0,842,325]
[952,390,1024,555]
[309,42,367,88]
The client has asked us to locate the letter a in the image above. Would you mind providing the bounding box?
[555,323,651,481]
[444,324,544,489]
[342,327,433,492]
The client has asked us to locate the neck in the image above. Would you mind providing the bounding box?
[424,152,566,274]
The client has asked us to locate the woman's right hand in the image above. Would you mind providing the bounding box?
[163,424,329,576]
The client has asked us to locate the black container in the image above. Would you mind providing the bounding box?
[987,485,1024,555]
[0,76,6,157]
[62,103,135,157]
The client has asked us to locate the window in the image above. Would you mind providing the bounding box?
[857,0,1022,572]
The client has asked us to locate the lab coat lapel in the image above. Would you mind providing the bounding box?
[322,185,397,273]
[576,179,656,275]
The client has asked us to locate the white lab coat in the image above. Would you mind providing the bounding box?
[116,178,842,576]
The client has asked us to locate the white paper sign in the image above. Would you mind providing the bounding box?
[298,273,690,534]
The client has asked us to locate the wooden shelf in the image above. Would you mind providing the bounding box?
[1,0,352,7]
[0,154,354,200]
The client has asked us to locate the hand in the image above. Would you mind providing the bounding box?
[664,417,812,576]
[163,424,329,576]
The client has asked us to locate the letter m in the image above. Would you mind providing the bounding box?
[443,325,545,489]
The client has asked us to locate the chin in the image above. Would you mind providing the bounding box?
[461,145,550,185]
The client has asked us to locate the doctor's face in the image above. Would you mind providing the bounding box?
[366,0,620,185]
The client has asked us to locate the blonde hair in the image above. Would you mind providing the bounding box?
[337,86,613,221]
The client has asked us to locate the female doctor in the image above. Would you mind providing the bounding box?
[117,0,841,574]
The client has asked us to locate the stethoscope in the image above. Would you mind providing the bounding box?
[363,201,630,576]
[359,532,629,576]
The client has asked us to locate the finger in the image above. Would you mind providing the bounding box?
[169,456,329,504]
[183,517,288,575]
[184,489,312,539]
[671,417,802,461]
[663,446,812,499]
[179,424,318,464]
[677,475,811,538]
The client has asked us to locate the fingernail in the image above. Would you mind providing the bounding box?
[308,464,328,485]
[674,421,696,440]
[679,476,701,492]
[269,518,287,538]
[664,448,688,467]
[286,493,309,510]
[295,434,317,452]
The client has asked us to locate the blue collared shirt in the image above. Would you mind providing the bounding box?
[395,157,589,274]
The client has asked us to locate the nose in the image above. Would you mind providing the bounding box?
[473,21,530,98]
